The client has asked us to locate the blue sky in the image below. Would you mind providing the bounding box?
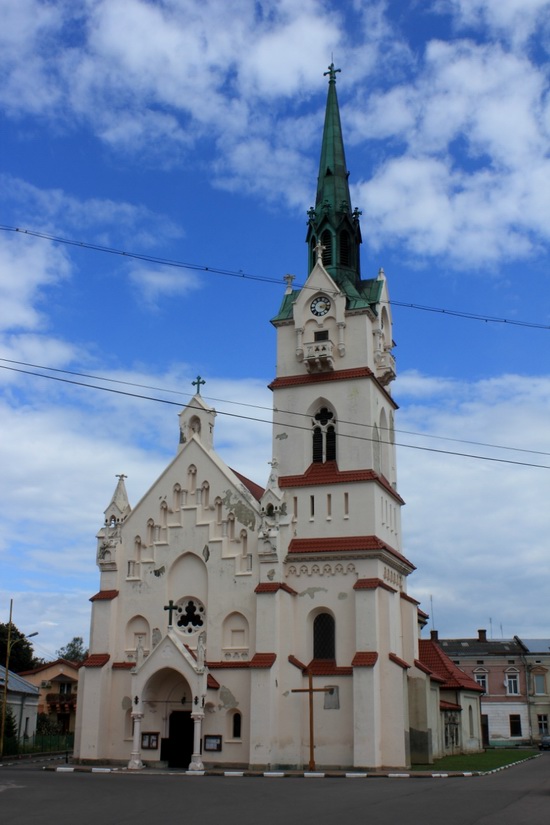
[1,0,550,660]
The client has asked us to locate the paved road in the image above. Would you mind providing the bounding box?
[1,756,549,825]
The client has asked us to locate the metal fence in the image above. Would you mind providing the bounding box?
[2,732,74,757]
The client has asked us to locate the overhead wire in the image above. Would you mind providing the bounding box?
[2,356,550,459]
[2,224,550,330]
[2,362,550,470]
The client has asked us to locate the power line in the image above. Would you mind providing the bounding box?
[2,356,550,458]
[2,224,550,330]
[2,362,550,470]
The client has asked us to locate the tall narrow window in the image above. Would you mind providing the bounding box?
[340,230,350,266]
[312,407,336,463]
[313,427,323,462]
[232,712,242,739]
[314,613,335,660]
[321,230,332,265]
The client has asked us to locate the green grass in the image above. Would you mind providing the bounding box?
[411,748,539,772]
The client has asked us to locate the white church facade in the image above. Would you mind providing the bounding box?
[74,66,481,771]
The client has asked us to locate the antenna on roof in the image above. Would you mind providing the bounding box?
[430,595,435,630]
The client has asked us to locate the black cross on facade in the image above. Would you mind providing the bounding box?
[192,375,206,394]
[164,600,179,626]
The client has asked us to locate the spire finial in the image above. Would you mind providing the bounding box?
[192,375,206,394]
[324,63,341,84]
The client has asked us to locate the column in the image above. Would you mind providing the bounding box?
[188,712,204,771]
[128,712,144,770]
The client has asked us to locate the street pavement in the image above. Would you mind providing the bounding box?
[1,754,549,825]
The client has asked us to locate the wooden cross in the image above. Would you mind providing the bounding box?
[291,670,334,771]
[192,375,205,394]
[164,600,179,626]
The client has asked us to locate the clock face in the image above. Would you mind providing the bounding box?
[310,296,331,317]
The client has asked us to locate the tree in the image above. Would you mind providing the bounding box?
[56,636,88,663]
[0,622,38,673]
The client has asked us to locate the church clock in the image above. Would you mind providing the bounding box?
[310,295,331,316]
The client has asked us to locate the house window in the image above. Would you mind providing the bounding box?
[313,613,335,660]
[506,670,520,695]
[538,714,548,735]
[534,674,546,695]
[509,714,522,737]
[474,671,488,693]
[314,330,329,342]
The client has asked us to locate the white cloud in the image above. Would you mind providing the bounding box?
[128,265,202,307]
[398,370,550,637]
[443,0,550,49]
[0,233,72,332]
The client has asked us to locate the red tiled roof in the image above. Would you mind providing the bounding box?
[249,653,277,668]
[18,658,80,676]
[440,700,462,711]
[112,662,134,670]
[207,673,220,689]
[414,658,436,677]
[207,661,250,669]
[278,462,404,503]
[81,653,110,668]
[270,367,373,389]
[418,640,484,692]
[352,652,378,667]
[206,653,277,670]
[269,368,398,409]
[389,652,410,669]
[255,582,297,595]
[354,578,397,593]
[288,535,415,570]
[306,659,353,676]
[230,469,265,501]
[400,592,420,606]
[89,590,119,602]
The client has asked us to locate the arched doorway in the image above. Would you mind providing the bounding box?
[144,668,194,769]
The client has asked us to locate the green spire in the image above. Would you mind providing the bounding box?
[306,64,362,289]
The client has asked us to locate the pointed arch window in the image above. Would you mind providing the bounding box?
[312,407,336,463]
[313,612,335,660]
[339,230,350,266]
[321,230,332,266]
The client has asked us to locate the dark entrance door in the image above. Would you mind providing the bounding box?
[163,711,194,768]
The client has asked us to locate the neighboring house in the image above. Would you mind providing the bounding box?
[0,665,39,741]
[514,638,550,744]
[435,629,550,746]
[74,67,481,772]
[18,659,79,733]
[418,639,484,757]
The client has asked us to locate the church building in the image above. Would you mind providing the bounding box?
[74,67,479,771]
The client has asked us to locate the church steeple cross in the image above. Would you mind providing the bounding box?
[324,63,341,83]
[192,375,206,394]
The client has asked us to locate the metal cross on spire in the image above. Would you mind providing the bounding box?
[324,62,341,83]
[192,375,206,394]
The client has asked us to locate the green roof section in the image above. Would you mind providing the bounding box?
[306,65,364,293]
[315,64,352,220]
[272,66,385,325]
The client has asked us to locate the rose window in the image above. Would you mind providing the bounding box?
[175,598,206,635]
